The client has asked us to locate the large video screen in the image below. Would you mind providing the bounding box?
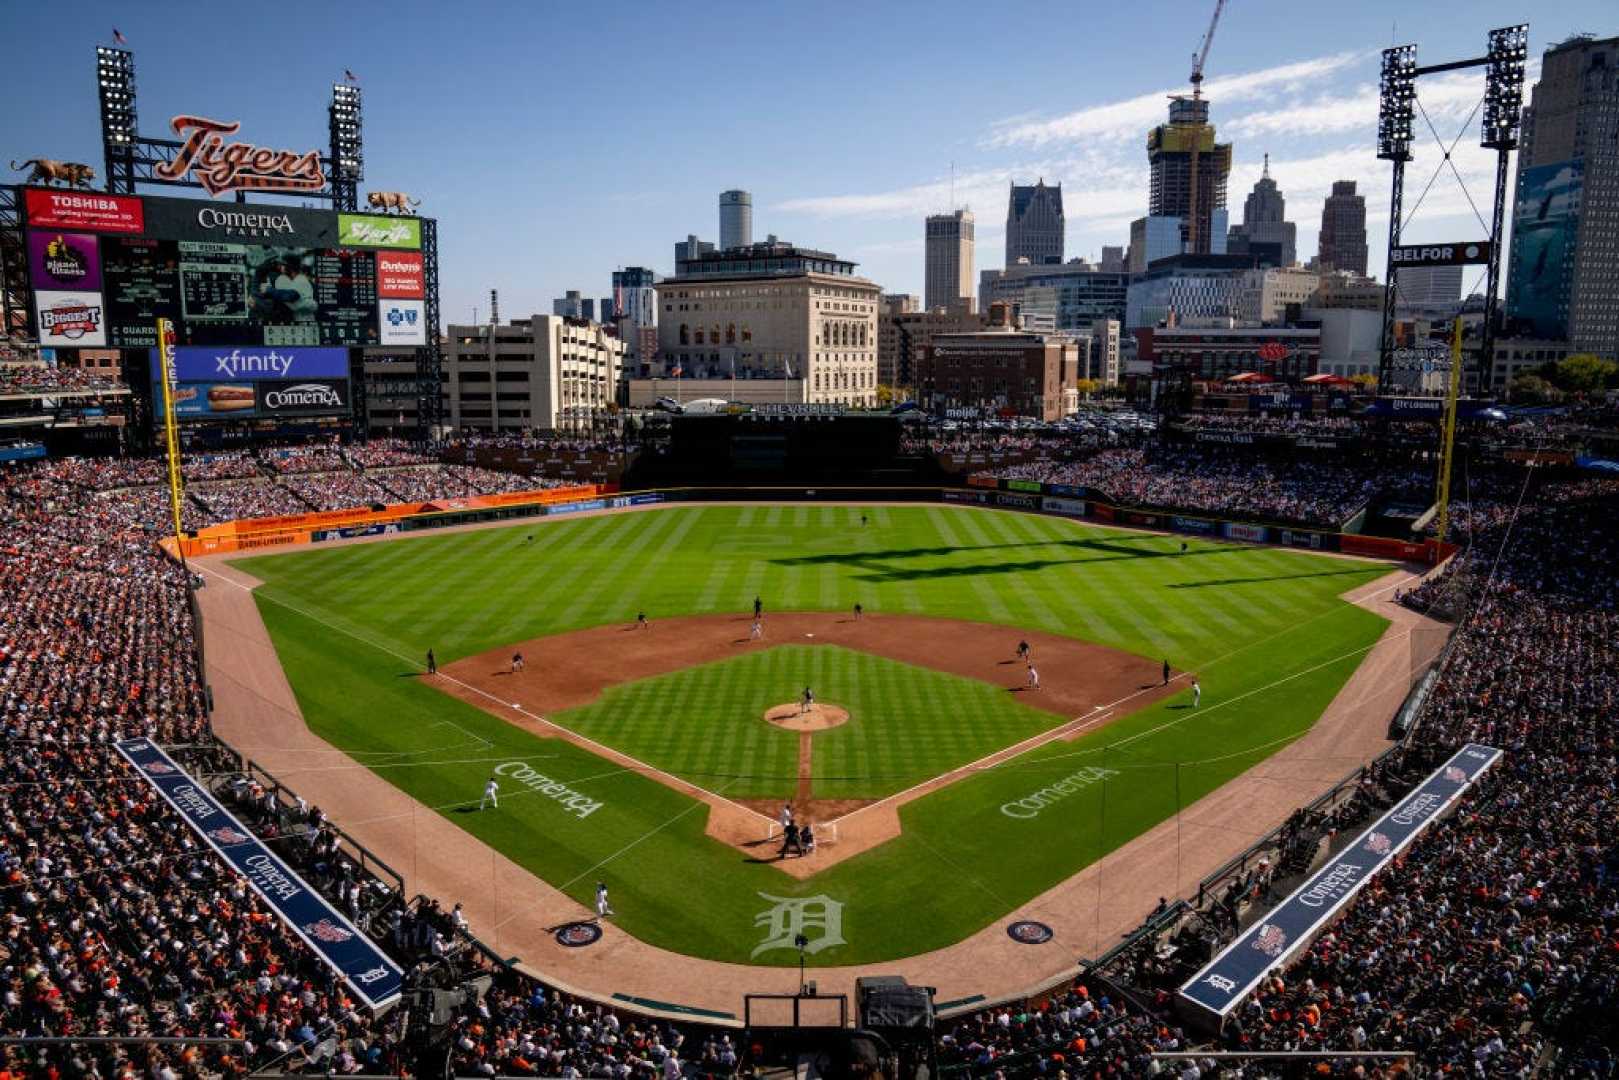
[22,190,427,354]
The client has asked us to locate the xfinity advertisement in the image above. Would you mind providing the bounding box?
[152,346,351,423]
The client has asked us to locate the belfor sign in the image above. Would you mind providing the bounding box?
[1391,241,1492,267]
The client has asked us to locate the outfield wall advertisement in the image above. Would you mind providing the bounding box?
[1180,743,1501,1019]
[115,737,404,1010]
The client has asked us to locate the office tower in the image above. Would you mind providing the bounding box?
[1506,34,1618,355]
[1397,265,1465,309]
[1316,181,1368,276]
[1099,246,1126,273]
[925,209,975,314]
[1226,154,1297,267]
[1147,97,1232,256]
[1005,180,1065,266]
[552,290,586,318]
[719,190,753,250]
[674,234,715,265]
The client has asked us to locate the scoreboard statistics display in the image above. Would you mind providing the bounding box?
[22,189,427,354]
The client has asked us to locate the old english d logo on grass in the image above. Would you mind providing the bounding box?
[752,893,845,959]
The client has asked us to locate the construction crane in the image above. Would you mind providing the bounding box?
[1182,0,1226,253]
[1189,0,1226,100]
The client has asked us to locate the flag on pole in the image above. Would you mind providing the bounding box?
[113,28,127,44]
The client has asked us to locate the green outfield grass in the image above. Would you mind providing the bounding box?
[236,504,1393,966]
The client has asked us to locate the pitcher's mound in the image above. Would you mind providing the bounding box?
[765,703,849,731]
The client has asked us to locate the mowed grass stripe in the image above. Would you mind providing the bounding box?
[237,505,1393,965]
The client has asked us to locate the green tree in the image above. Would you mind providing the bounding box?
[1553,354,1619,394]
[1508,373,1560,404]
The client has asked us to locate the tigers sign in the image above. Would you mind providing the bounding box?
[153,115,326,197]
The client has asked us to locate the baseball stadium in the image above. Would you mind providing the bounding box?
[3,24,1619,1080]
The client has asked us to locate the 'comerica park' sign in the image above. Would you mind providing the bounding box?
[154,115,325,197]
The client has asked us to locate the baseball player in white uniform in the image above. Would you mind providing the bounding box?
[1192,678,1201,708]
[596,882,614,918]
[1026,663,1040,690]
[480,777,499,810]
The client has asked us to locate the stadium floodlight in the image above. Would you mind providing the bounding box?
[96,47,137,147]
[1481,24,1529,149]
[1377,45,1417,162]
[328,83,364,210]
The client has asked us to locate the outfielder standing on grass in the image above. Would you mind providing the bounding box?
[1191,677,1201,708]
[480,776,499,810]
[595,882,614,918]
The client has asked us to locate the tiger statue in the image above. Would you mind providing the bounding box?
[366,191,421,214]
[11,159,97,188]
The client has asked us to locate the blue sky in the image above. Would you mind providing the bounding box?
[3,0,1610,325]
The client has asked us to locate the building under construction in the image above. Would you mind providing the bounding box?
[1147,96,1233,256]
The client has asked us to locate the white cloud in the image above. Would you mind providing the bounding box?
[988,51,1368,148]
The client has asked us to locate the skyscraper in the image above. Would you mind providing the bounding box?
[1227,155,1297,267]
[925,209,975,314]
[1316,181,1368,276]
[1395,266,1465,310]
[1147,97,1232,256]
[1506,34,1618,356]
[1005,180,1065,266]
[719,190,753,250]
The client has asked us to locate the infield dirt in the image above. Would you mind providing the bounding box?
[436,612,1182,875]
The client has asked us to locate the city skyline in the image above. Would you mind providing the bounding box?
[1,0,1610,329]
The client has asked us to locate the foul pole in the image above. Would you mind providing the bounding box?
[1433,317,1464,545]
[155,318,188,569]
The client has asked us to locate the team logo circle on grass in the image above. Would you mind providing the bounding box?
[555,921,603,948]
[1007,920,1054,945]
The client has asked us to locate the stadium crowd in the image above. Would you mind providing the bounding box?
[0,445,581,534]
[0,363,126,394]
[5,433,1619,1076]
[980,446,1380,527]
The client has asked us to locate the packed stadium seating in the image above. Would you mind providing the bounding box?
[4,435,1618,1076]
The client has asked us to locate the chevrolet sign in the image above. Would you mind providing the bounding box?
[1391,242,1491,267]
